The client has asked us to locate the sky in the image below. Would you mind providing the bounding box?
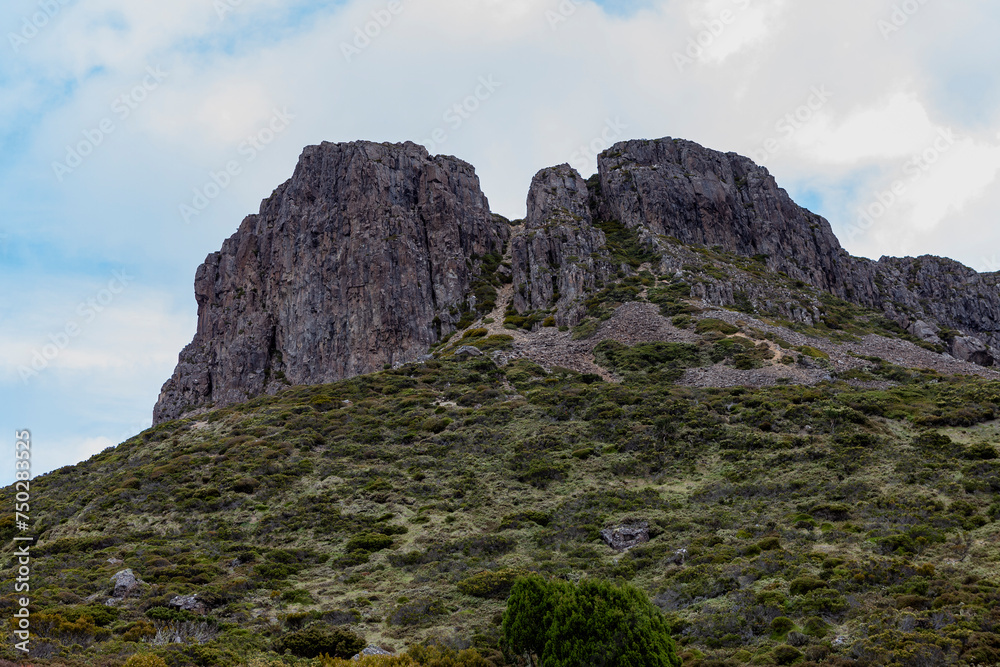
[3,0,1000,484]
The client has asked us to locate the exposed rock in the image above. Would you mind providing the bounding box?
[594,138,847,294]
[168,594,208,615]
[592,138,1000,364]
[949,335,994,366]
[110,569,144,599]
[453,345,483,357]
[154,136,1000,423]
[510,165,615,326]
[600,521,649,551]
[907,319,942,345]
[353,646,393,660]
[154,141,509,423]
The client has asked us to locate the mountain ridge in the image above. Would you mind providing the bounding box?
[153,136,1000,424]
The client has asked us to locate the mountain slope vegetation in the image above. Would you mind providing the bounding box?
[4,333,1000,666]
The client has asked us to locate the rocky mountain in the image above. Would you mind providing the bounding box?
[154,137,1000,423]
[153,141,508,423]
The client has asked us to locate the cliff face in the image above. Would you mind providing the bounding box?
[510,165,615,326]
[590,138,1000,363]
[593,138,850,296]
[156,136,1000,423]
[153,141,508,423]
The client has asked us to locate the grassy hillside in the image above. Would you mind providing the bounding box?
[3,341,1000,666]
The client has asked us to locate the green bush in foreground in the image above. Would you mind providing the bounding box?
[503,575,681,667]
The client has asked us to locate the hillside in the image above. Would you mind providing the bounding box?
[4,305,1000,665]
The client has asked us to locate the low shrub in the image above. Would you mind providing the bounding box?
[274,624,366,659]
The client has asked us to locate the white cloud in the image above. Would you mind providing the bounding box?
[796,92,940,164]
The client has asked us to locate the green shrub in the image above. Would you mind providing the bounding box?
[274,624,365,659]
[124,655,168,667]
[965,442,998,460]
[803,616,828,638]
[504,575,681,667]
[770,616,795,637]
[457,568,528,599]
[695,319,738,335]
[461,328,488,340]
[772,644,803,665]
[344,533,394,553]
[756,537,782,551]
[796,345,829,360]
[389,600,447,626]
[789,576,827,596]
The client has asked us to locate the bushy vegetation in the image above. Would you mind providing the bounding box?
[504,575,681,667]
[2,348,999,665]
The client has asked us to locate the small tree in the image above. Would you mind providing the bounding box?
[503,576,681,667]
[502,575,571,665]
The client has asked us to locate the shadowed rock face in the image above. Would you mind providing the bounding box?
[153,141,508,423]
[155,136,1000,423]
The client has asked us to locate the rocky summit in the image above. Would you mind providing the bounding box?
[154,137,1000,423]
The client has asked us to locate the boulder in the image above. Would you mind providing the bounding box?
[110,569,144,599]
[600,521,649,551]
[353,647,393,660]
[454,346,483,358]
[949,335,994,366]
[907,319,942,345]
[168,594,208,615]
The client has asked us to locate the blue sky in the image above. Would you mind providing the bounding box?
[3,0,1000,484]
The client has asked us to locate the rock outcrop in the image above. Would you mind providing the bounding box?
[155,136,1000,423]
[510,165,616,325]
[600,521,650,551]
[592,138,1000,361]
[593,138,849,295]
[153,141,509,423]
